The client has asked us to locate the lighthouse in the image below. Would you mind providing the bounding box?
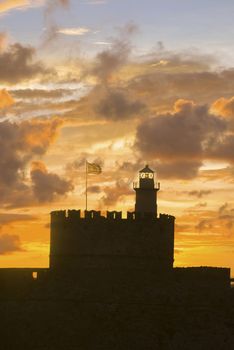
[134,165,160,217]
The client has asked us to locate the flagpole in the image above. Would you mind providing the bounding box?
[85,161,88,211]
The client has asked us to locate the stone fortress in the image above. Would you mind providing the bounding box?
[0,165,231,299]
[50,165,174,274]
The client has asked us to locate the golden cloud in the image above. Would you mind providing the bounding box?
[0,89,14,109]
[57,27,90,36]
[0,0,32,14]
[0,32,7,51]
[22,118,63,154]
[211,96,234,118]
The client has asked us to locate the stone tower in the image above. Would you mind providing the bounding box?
[134,165,160,217]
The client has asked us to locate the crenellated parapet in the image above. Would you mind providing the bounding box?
[51,210,175,224]
[127,212,156,220]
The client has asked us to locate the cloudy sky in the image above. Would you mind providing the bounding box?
[0,0,234,274]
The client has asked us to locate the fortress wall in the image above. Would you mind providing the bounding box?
[50,210,175,272]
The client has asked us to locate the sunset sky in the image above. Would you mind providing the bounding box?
[0,0,234,275]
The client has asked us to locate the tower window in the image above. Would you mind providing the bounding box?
[140,173,154,179]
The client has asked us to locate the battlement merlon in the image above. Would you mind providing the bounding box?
[50,210,66,222]
[51,210,175,223]
[159,213,175,222]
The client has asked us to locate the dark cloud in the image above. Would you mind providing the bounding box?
[42,1,70,46]
[35,37,234,125]
[31,161,74,202]
[0,234,22,255]
[0,43,52,84]
[27,28,139,122]
[63,84,146,122]
[125,53,234,114]
[206,134,234,163]
[188,190,212,198]
[136,100,225,160]
[47,59,234,126]
[10,41,234,127]
[0,119,62,185]
[86,26,133,84]
[135,100,229,178]
[156,160,202,180]
[95,89,146,120]
[101,180,132,207]
[91,42,129,83]
[0,119,62,207]
[88,185,101,194]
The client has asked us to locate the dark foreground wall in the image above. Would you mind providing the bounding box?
[0,267,232,349]
[1,283,234,350]
[0,266,230,302]
[174,267,231,291]
[0,268,48,298]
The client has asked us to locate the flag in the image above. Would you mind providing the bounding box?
[87,162,102,174]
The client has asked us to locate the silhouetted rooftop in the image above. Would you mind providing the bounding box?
[139,164,154,173]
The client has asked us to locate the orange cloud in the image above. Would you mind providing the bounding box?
[31,160,47,173]
[173,99,195,113]
[0,89,14,109]
[22,118,63,153]
[211,96,234,118]
[0,32,7,51]
[0,0,31,14]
